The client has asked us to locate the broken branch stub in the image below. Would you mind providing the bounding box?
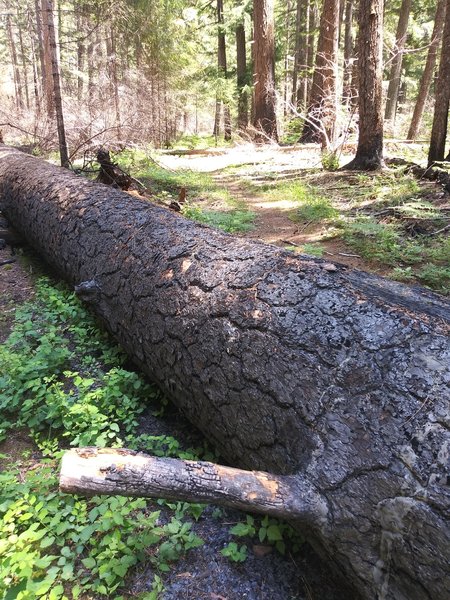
[0,145,449,600]
[59,447,327,525]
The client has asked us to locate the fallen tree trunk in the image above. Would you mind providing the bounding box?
[0,145,449,600]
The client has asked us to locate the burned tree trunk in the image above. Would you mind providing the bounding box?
[96,150,133,189]
[0,146,449,600]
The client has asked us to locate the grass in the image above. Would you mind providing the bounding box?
[115,148,449,293]
[115,148,256,234]
[285,170,450,294]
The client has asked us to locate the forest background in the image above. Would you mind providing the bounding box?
[0,0,448,161]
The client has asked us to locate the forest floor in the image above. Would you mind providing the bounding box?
[156,141,449,294]
[1,141,449,600]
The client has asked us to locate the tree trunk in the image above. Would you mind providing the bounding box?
[428,0,450,165]
[6,14,24,110]
[343,0,384,170]
[342,0,355,104]
[283,0,293,116]
[40,0,55,117]
[236,22,249,130]
[215,0,232,141]
[76,6,85,102]
[407,0,446,140]
[34,0,46,105]
[17,18,31,110]
[291,0,309,111]
[252,0,278,142]
[305,0,318,104]
[0,146,449,600]
[299,0,339,147]
[42,0,69,167]
[107,25,121,137]
[384,0,412,122]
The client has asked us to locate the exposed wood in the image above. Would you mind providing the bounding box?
[0,147,449,600]
[60,447,326,524]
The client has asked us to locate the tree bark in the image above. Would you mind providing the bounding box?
[6,14,24,110]
[342,0,355,104]
[407,0,446,140]
[0,146,449,600]
[17,17,31,110]
[343,0,384,170]
[428,0,450,165]
[40,0,55,117]
[291,0,309,111]
[42,0,69,167]
[305,0,318,105]
[252,0,278,142]
[236,22,249,131]
[384,0,412,122]
[214,0,232,141]
[299,0,339,147]
[283,0,293,117]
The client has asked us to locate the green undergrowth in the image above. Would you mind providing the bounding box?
[0,278,208,599]
[181,203,255,233]
[171,133,234,150]
[116,149,255,233]
[259,170,449,294]
[0,277,304,599]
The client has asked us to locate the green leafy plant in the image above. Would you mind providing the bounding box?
[321,151,340,171]
[229,515,256,538]
[0,276,208,598]
[220,542,248,563]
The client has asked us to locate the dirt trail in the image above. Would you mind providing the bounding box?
[159,145,374,272]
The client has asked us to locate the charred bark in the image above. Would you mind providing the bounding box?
[95,150,133,189]
[0,146,449,600]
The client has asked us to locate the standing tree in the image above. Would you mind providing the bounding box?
[5,12,24,110]
[428,0,450,165]
[42,0,69,167]
[344,0,384,170]
[299,0,339,147]
[384,0,412,122]
[408,0,446,140]
[213,0,232,141]
[291,0,310,111]
[342,0,356,104]
[236,18,249,131]
[252,0,278,142]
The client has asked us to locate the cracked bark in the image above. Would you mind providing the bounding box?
[0,146,449,600]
